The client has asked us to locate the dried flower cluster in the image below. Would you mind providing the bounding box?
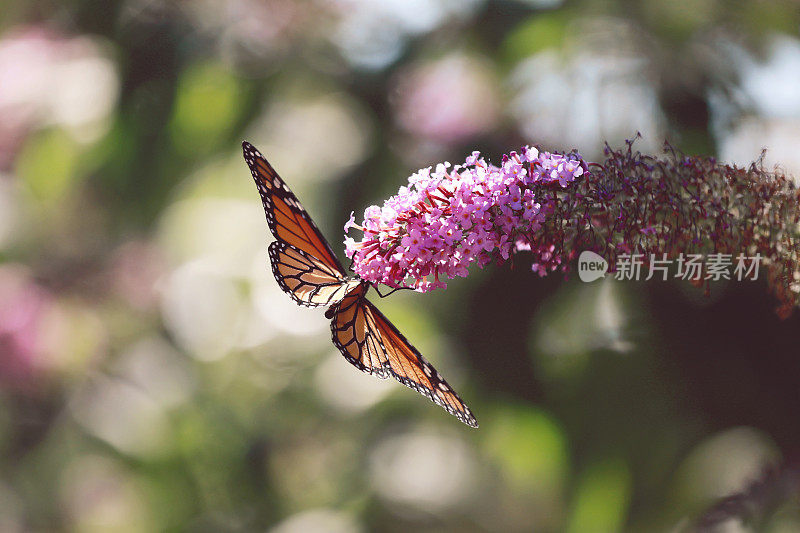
[344,138,800,317]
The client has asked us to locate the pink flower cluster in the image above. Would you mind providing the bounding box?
[343,147,587,291]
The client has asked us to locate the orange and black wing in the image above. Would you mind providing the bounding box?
[330,285,478,427]
[329,283,391,378]
[269,241,362,308]
[243,141,344,274]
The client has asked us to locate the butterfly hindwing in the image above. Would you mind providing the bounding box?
[329,283,391,378]
[269,241,362,308]
[243,141,344,274]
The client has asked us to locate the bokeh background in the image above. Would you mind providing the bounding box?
[1,1,800,531]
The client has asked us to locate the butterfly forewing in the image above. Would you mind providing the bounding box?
[330,285,478,428]
[243,141,344,273]
[366,301,478,428]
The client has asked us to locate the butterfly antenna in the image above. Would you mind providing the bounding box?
[374,285,412,298]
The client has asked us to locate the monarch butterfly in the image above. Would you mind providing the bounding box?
[243,141,478,428]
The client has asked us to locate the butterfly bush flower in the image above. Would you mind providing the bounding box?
[344,138,800,317]
[344,147,585,291]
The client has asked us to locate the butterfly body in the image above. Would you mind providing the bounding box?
[243,141,477,428]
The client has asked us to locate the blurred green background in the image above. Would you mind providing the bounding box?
[1,1,800,531]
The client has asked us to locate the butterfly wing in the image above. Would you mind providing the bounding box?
[244,141,356,308]
[368,301,479,428]
[269,241,362,308]
[243,141,345,274]
[329,283,391,377]
[330,284,478,428]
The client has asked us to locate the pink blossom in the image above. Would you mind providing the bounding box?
[344,146,587,291]
[343,211,357,232]
[344,138,800,319]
